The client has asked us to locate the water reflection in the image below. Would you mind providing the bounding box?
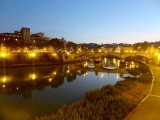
[125,61,139,69]
[0,59,139,100]
[102,58,120,69]
[0,64,81,99]
[0,59,140,119]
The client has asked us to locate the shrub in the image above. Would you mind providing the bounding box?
[138,75,152,83]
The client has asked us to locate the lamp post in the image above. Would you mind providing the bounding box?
[29,52,36,66]
[1,52,6,76]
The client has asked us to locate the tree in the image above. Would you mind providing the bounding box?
[49,38,64,51]
[66,41,77,52]
[133,42,153,52]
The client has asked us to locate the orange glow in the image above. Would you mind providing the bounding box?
[29,73,36,80]
[52,71,57,75]
[52,53,57,56]
[29,52,36,57]
[2,77,6,82]
[1,53,6,57]
[49,78,52,82]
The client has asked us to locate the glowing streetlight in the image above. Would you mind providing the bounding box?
[52,53,57,56]
[31,52,36,57]
[2,76,6,82]
[49,78,52,82]
[28,52,36,58]
[1,53,6,57]
[29,73,36,80]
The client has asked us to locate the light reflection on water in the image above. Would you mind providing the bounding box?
[0,59,137,120]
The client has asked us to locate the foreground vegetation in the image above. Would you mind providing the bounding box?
[35,63,152,120]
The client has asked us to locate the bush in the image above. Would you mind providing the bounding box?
[37,95,134,120]
[138,75,152,83]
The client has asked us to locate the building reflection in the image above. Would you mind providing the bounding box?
[0,60,138,99]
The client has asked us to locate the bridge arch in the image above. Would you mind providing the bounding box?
[65,52,152,63]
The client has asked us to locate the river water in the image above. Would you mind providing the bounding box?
[0,58,137,120]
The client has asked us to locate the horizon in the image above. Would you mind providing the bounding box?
[0,0,160,44]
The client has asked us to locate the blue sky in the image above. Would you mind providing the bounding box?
[0,0,160,44]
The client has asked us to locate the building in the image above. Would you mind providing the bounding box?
[0,27,46,46]
[21,27,30,43]
[0,31,23,45]
[30,32,45,45]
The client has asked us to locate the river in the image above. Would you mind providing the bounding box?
[0,58,138,120]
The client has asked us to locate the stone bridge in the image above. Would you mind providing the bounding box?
[72,52,152,63]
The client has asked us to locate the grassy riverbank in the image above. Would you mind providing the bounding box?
[0,53,84,68]
[35,64,152,120]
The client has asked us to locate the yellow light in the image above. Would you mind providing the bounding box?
[29,52,36,57]
[104,58,107,63]
[29,73,36,80]
[1,53,6,57]
[49,78,52,82]
[155,53,158,55]
[67,52,70,55]
[2,85,5,88]
[67,70,70,73]
[2,77,6,82]
[31,53,36,57]
[52,71,57,75]
[52,53,57,56]
[158,54,160,58]
[32,74,36,80]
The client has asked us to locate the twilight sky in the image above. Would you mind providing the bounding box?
[0,0,160,44]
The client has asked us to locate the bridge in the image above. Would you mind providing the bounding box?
[62,52,153,64]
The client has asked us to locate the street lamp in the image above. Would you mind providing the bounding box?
[52,52,58,62]
[1,53,6,57]
[29,52,36,58]
[29,52,36,66]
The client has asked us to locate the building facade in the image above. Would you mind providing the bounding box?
[0,27,46,46]
[21,27,30,43]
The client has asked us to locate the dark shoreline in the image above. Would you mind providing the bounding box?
[0,60,85,68]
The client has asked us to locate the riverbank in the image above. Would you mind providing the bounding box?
[124,64,160,120]
[0,52,85,68]
[0,60,84,68]
[35,63,152,120]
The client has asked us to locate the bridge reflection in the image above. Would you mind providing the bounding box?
[0,60,138,99]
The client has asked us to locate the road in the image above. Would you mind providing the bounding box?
[125,65,160,120]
